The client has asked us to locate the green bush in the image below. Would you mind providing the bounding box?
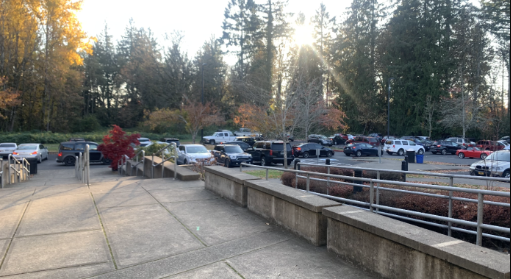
[72,115,101,133]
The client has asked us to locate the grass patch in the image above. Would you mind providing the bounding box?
[45,144,60,152]
[245,169,284,179]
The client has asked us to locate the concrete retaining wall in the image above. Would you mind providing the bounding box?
[139,156,200,181]
[204,166,261,207]
[323,205,510,279]
[245,180,340,246]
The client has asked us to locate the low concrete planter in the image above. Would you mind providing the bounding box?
[142,156,200,181]
[204,166,261,207]
[323,205,510,279]
[245,180,340,246]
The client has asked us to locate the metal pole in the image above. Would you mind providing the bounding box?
[476,193,484,246]
[327,166,330,195]
[376,171,380,213]
[448,177,454,236]
[8,154,11,185]
[306,173,310,192]
[0,158,3,188]
[152,153,155,179]
[201,63,206,143]
[370,181,374,212]
[86,145,90,186]
[265,168,269,180]
[378,144,382,164]
[387,78,391,138]
[142,151,145,177]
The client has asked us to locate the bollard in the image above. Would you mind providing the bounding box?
[294,159,301,170]
[401,160,408,182]
[353,169,363,193]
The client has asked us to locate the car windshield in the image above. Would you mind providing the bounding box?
[486,152,510,162]
[318,136,327,139]
[0,143,16,147]
[17,145,37,150]
[225,146,243,153]
[187,146,209,153]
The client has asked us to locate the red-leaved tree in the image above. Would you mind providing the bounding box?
[98,125,140,170]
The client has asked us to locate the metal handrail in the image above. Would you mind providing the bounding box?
[239,163,510,246]
[74,145,90,185]
[151,142,177,180]
[298,162,510,183]
[132,150,145,177]
[7,154,30,184]
[118,154,129,176]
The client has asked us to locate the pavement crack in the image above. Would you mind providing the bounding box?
[141,188,208,247]
[0,200,30,270]
[89,192,119,270]
[224,261,246,279]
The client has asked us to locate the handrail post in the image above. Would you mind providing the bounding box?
[142,150,145,177]
[152,153,155,179]
[86,144,90,186]
[327,166,330,195]
[370,181,374,213]
[0,158,3,188]
[476,193,484,246]
[8,155,11,185]
[173,143,177,180]
[448,191,453,237]
[306,173,310,192]
[265,168,269,180]
[376,171,380,213]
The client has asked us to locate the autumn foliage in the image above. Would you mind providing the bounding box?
[98,125,140,170]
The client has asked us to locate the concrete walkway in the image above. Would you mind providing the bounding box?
[0,167,375,278]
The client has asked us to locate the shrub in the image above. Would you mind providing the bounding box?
[97,125,140,170]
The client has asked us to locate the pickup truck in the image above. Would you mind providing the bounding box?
[234,128,261,137]
[203,131,237,145]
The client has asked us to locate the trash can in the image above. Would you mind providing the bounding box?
[406,150,416,163]
[28,158,37,175]
[401,160,408,182]
[416,154,424,164]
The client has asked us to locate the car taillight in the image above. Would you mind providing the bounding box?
[58,152,62,157]
[352,146,356,149]
[292,149,294,155]
[437,145,441,147]
[270,150,273,156]
[296,147,301,151]
[31,151,37,155]
[393,145,395,148]
[13,152,18,155]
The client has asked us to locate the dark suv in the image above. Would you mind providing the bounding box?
[56,141,110,166]
[212,144,252,167]
[246,141,294,166]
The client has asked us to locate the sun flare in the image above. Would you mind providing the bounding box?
[293,24,314,46]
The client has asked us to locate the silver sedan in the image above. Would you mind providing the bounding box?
[13,144,49,163]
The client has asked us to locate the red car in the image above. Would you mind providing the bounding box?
[346,136,381,146]
[476,140,506,151]
[456,147,492,159]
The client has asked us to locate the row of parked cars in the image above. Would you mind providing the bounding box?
[0,143,50,163]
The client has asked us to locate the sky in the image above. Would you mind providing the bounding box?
[76,0,351,63]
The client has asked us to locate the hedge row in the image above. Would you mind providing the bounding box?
[0,131,193,145]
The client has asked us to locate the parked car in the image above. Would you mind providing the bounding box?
[456,147,492,159]
[233,128,261,138]
[276,133,294,142]
[159,138,180,147]
[292,143,334,158]
[176,144,214,165]
[235,136,256,147]
[12,143,49,163]
[137,138,153,148]
[223,141,251,152]
[246,141,294,166]
[344,143,383,157]
[400,136,419,142]
[203,131,237,145]
[56,141,110,166]
[368,133,382,138]
[446,137,475,147]
[469,150,510,178]
[430,141,465,155]
[476,140,506,151]
[500,136,510,144]
[308,134,333,146]
[212,144,252,168]
[497,140,510,151]
[347,136,381,147]
[385,140,425,156]
[0,143,17,159]
[329,134,347,145]
[415,139,433,151]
